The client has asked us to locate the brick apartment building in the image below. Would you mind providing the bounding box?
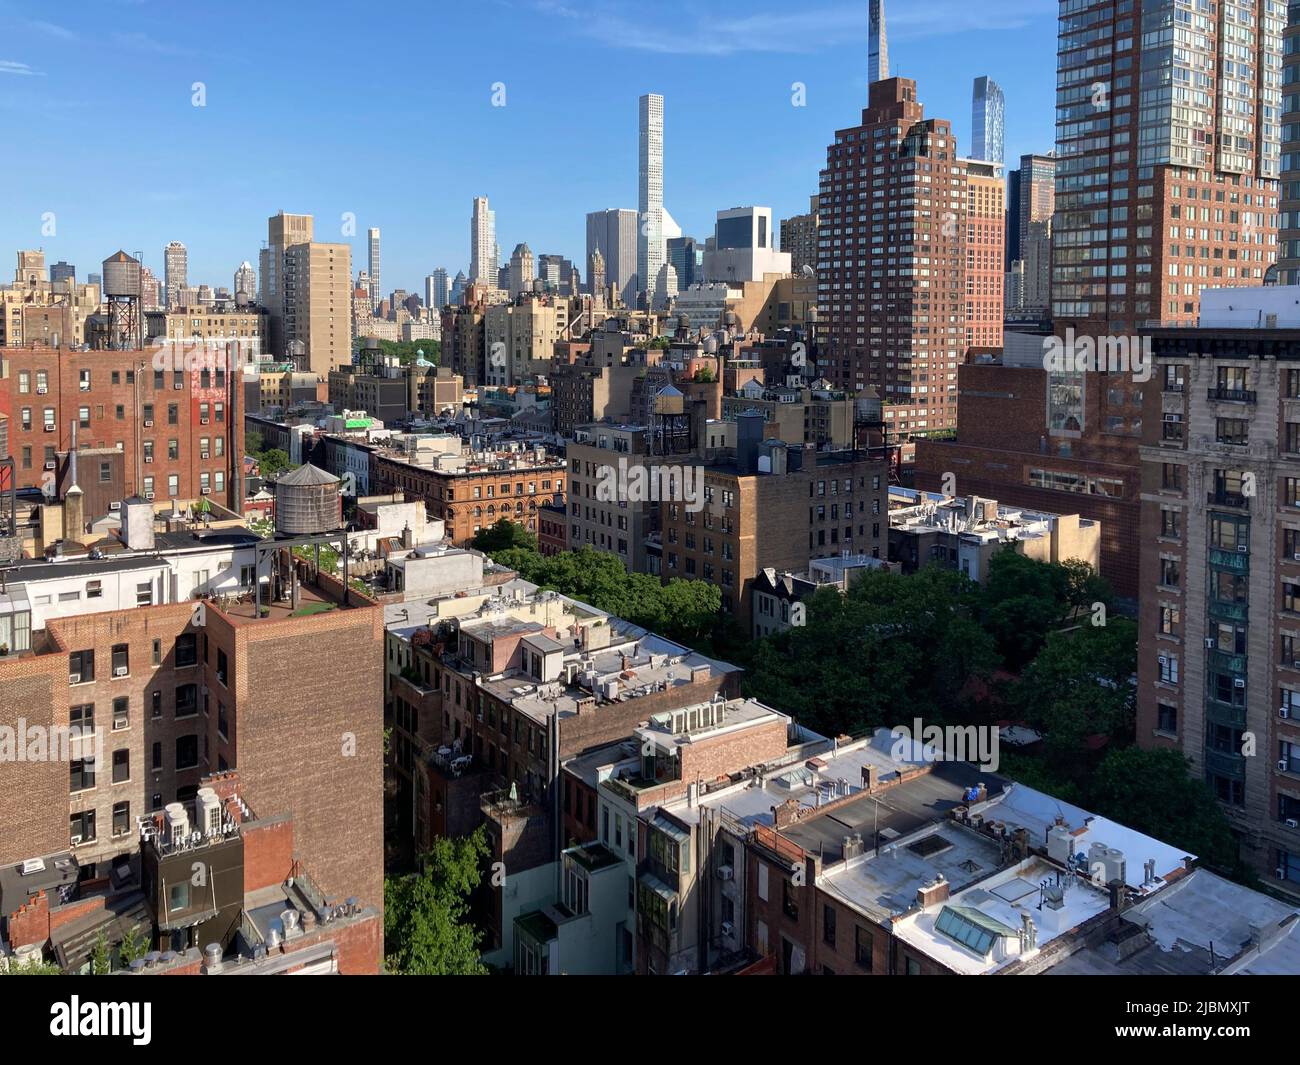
[372,446,566,547]
[0,557,385,939]
[1,344,244,519]
[1135,306,1300,898]
[914,335,1140,597]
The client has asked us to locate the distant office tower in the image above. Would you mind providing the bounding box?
[282,239,351,373]
[508,243,535,297]
[1011,153,1056,313]
[1004,167,1022,263]
[638,93,665,305]
[87,273,101,288]
[163,241,188,309]
[140,266,162,311]
[820,78,966,431]
[234,260,256,300]
[450,270,467,305]
[869,0,888,84]
[586,208,638,305]
[367,227,381,309]
[470,197,497,287]
[49,261,75,285]
[971,76,1005,164]
[589,248,607,300]
[780,195,820,275]
[1053,1,1280,330]
[667,236,701,290]
[701,207,791,283]
[1004,260,1025,312]
[427,268,450,311]
[537,254,577,295]
[962,159,1005,350]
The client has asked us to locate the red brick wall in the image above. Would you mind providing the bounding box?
[0,646,69,865]
[241,816,294,894]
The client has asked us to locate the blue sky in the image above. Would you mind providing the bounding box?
[0,0,1057,296]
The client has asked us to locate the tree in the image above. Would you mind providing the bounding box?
[118,924,148,967]
[1088,747,1245,876]
[257,448,291,481]
[90,930,111,975]
[472,518,538,555]
[384,829,490,975]
[1011,619,1138,770]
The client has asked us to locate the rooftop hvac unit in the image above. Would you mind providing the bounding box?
[20,858,45,876]
[196,788,222,835]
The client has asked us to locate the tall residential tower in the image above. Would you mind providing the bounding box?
[637,93,665,306]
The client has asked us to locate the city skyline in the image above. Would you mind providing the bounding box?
[0,0,1056,296]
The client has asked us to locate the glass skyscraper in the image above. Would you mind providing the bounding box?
[971,76,1005,165]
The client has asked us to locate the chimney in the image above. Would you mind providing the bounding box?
[861,764,878,791]
[64,420,84,538]
[1107,879,1128,913]
[916,875,950,909]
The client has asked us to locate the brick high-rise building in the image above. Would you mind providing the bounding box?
[818,78,967,434]
[1052,0,1280,332]
[1136,289,1300,899]
[779,195,820,276]
[963,159,1005,352]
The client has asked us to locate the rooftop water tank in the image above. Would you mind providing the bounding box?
[273,463,342,535]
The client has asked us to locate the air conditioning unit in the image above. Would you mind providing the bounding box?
[43,461,55,470]
[1158,655,1169,667]
[201,452,209,460]
[1294,553,1300,562]
[113,666,128,677]
[1237,544,1248,553]
[200,487,210,495]
[43,425,55,432]
[1279,760,1290,772]
[1277,867,1286,879]
[144,492,155,501]
[1288,819,1299,829]
[109,501,121,511]
[1282,707,1292,719]
[20,858,45,876]
[721,920,734,937]
[1234,678,1246,688]
[144,456,153,463]
[201,417,209,424]
[143,419,154,427]
[36,386,47,394]
[69,835,82,846]
[1205,638,1216,649]
[717,864,734,881]
[69,673,81,685]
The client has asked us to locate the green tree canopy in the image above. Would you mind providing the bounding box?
[384,828,490,976]
[472,518,539,555]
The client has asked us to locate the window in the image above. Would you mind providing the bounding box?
[112,644,129,676]
[70,810,96,844]
[782,877,799,921]
[175,684,198,718]
[112,749,129,784]
[1160,509,1180,538]
[152,741,162,770]
[136,581,153,607]
[175,633,197,667]
[176,734,199,770]
[112,697,129,731]
[1158,653,1180,684]
[1160,557,1180,588]
[216,649,229,686]
[112,801,130,837]
[823,904,837,947]
[70,756,96,792]
[69,649,94,683]
[855,927,873,970]
[167,881,191,913]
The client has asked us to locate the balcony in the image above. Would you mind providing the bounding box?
[1208,599,1249,623]
[1208,547,1249,573]
[1204,748,1246,780]
[1208,649,1247,676]
[1207,388,1256,404]
[1207,491,1249,509]
[1205,698,1248,730]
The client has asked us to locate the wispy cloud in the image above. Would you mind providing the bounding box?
[22,19,79,42]
[529,0,1044,56]
[109,31,192,56]
[0,60,44,76]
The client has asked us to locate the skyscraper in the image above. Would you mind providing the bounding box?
[1010,153,1056,314]
[971,76,1005,164]
[164,241,188,309]
[961,159,1005,351]
[586,208,638,305]
[868,0,888,84]
[780,196,820,276]
[470,197,497,287]
[637,93,665,306]
[819,78,966,430]
[367,228,381,309]
[261,212,314,356]
[1053,0,1281,331]
[234,261,256,300]
[426,268,450,312]
[508,243,535,298]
